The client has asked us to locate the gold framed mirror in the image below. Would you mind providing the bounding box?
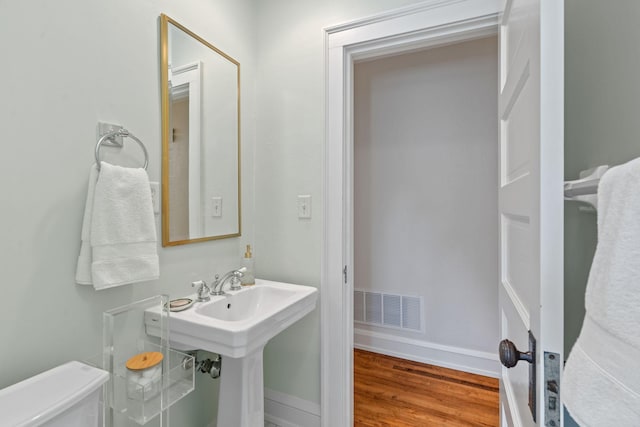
[160,14,241,246]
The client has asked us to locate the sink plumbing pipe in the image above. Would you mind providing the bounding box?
[182,351,222,379]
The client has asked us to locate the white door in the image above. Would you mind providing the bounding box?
[498,0,564,426]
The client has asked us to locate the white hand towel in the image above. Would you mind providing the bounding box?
[563,157,640,426]
[90,162,159,289]
[75,164,99,285]
[75,162,159,289]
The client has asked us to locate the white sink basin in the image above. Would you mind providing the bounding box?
[194,285,299,322]
[146,278,317,427]
[145,279,318,427]
[145,278,317,358]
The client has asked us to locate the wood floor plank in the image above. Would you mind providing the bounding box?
[354,349,499,426]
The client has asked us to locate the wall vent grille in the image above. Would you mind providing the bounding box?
[354,289,422,332]
[354,290,365,322]
[365,292,382,324]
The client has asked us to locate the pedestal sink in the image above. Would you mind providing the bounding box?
[145,279,317,427]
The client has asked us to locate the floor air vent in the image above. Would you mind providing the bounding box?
[354,289,422,332]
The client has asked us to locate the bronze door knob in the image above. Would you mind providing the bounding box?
[499,339,534,368]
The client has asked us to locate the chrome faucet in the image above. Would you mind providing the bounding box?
[210,267,246,296]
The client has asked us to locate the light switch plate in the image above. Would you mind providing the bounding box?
[297,195,311,219]
[212,197,222,217]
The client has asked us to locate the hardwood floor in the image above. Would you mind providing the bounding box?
[354,349,499,426]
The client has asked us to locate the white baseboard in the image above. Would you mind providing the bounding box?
[264,388,321,427]
[354,327,500,378]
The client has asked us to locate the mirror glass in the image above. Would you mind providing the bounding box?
[160,14,241,246]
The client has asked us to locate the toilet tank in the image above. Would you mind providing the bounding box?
[0,361,109,427]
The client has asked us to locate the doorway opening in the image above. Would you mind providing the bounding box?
[322,4,501,425]
[321,2,504,425]
[351,35,500,425]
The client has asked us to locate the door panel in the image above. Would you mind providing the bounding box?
[503,214,534,326]
[498,0,563,425]
[505,81,534,182]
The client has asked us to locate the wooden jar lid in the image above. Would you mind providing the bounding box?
[126,351,164,371]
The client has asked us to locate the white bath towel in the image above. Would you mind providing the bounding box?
[75,164,99,285]
[75,162,159,290]
[563,157,640,426]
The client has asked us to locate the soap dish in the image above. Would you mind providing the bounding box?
[167,298,194,312]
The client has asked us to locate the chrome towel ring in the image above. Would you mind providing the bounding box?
[95,128,149,171]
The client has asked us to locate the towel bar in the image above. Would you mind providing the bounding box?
[95,128,149,171]
[564,178,601,197]
[564,165,609,210]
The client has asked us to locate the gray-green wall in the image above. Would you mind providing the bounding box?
[565,0,640,357]
[0,1,257,426]
[565,1,640,425]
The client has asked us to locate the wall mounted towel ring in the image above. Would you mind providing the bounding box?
[95,128,149,171]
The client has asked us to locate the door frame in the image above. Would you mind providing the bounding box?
[170,61,203,239]
[322,1,500,425]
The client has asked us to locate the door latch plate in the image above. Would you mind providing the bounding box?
[544,351,561,427]
[528,331,536,422]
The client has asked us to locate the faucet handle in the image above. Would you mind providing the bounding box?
[192,280,211,302]
[229,276,242,291]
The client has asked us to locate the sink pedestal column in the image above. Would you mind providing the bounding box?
[217,347,265,427]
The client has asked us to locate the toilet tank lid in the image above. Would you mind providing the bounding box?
[0,361,109,426]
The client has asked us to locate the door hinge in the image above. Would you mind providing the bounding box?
[343,265,348,284]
